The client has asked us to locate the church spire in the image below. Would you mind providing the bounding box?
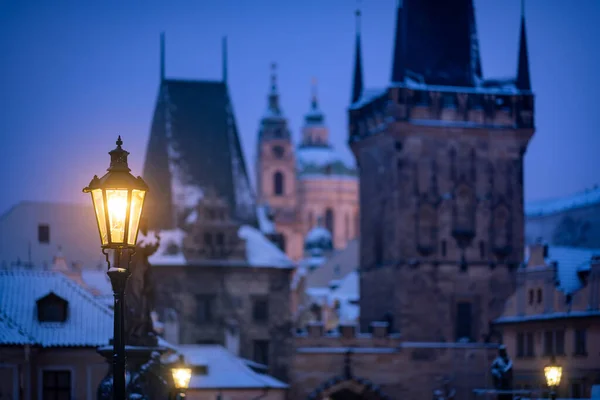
[390,1,405,83]
[351,9,364,103]
[222,36,228,84]
[311,77,319,110]
[267,63,281,115]
[160,32,165,81]
[516,0,531,91]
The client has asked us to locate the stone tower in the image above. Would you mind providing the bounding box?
[256,64,298,252]
[350,0,535,340]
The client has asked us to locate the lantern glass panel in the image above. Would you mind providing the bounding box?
[91,189,109,245]
[544,365,562,387]
[106,189,129,244]
[127,189,146,246]
[171,367,192,389]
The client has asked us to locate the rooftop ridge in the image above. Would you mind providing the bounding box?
[526,185,600,216]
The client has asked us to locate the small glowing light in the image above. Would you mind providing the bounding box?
[172,366,192,390]
[544,364,562,387]
[106,190,128,243]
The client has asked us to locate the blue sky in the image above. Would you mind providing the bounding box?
[0,0,599,215]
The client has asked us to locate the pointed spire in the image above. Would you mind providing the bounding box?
[311,77,319,109]
[390,1,405,83]
[160,32,165,81]
[468,0,483,81]
[267,63,281,115]
[351,9,364,103]
[222,36,228,83]
[516,0,531,91]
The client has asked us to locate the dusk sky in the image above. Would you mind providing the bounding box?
[0,0,599,215]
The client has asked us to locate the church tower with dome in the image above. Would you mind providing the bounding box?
[256,71,359,261]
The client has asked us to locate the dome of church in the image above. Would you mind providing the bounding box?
[304,220,333,253]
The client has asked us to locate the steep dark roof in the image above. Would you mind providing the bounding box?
[351,10,364,104]
[143,79,257,230]
[392,0,483,87]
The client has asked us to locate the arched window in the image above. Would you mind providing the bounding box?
[418,205,436,251]
[273,171,284,196]
[325,208,334,239]
[307,211,314,228]
[455,184,475,233]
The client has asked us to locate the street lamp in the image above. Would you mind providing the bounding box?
[544,355,562,400]
[83,136,149,400]
[171,355,192,399]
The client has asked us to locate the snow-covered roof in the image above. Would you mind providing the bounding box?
[525,186,600,217]
[349,88,388,110]
[495,310,600,324]
[148,229,187,266]
[296,146,340,169]
[80,269,114,308]
[175,345,288,389]
[0,269,113,347]
[0,314,34,345]
[400,77,520,95]
[548,246,599,294]
[256,205,275,235]
[238,225,294,269]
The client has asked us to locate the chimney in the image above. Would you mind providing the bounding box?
[370,321,389,338]
[51,246,69,272]
[526,240,548,267]
[307,321,324,337]
[339,323,357,338]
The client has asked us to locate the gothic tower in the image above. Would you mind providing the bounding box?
[350,1,535,340]
[256,64,298,252]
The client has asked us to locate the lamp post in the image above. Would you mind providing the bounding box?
[84,136,149,400]
[544,355,562,400]
[171,355,192,399]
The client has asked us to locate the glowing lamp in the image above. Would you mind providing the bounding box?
[171,355,192,393]
[83,136,148,249]
[544,356,562,388]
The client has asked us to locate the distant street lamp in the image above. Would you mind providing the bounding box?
[84,136,149,400]
[544,355,562,400]
[171,355,192,399]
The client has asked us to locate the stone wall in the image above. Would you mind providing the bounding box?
[153,264,293,381]
[290,324,499,400]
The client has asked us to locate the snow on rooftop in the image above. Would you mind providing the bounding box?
[164,85,204,216]
[148,229,187,266]
[0,315,34,345]
[0,269,113,347]
[525,186,600,217]
[175,345,288,389]
[495,310,600,324]
[305,226,332,247]
[401,77,519,95]
[349,88,388,110]
[81,270,112,297]
[238,226,294,268]
[296,146,340,169]
[256,205,275,235]
[299,174,357,182]
[548,246,599,294]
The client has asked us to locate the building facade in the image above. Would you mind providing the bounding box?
[291,0,537,398]
[256,66,359,261]
[495,242,600,397]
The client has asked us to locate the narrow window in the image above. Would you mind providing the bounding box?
[529,289,534,305]
[537,288,542,304]
[252,297,269,323]
[574,329,587,355]
[42,370,71,400]
[38,224,50,244]
[204,233,212,246]
[555,330,565,355]
[525,332,535,357]
[516,333,525,357]
[253,340,270,366]
[344,213,350,240]
[455,302,472,341]
[441,240,447,257]
[216,233,224,246]
[544,331,553,356]
[479,241,486,259]
[325,208,335,238]
[196,295,215,323]
[273,171,284,196]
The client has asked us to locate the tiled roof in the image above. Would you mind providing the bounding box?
[0,313,34,345]
[0,269,113,347]
[525,186,600,217]
[174,345,288,389]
